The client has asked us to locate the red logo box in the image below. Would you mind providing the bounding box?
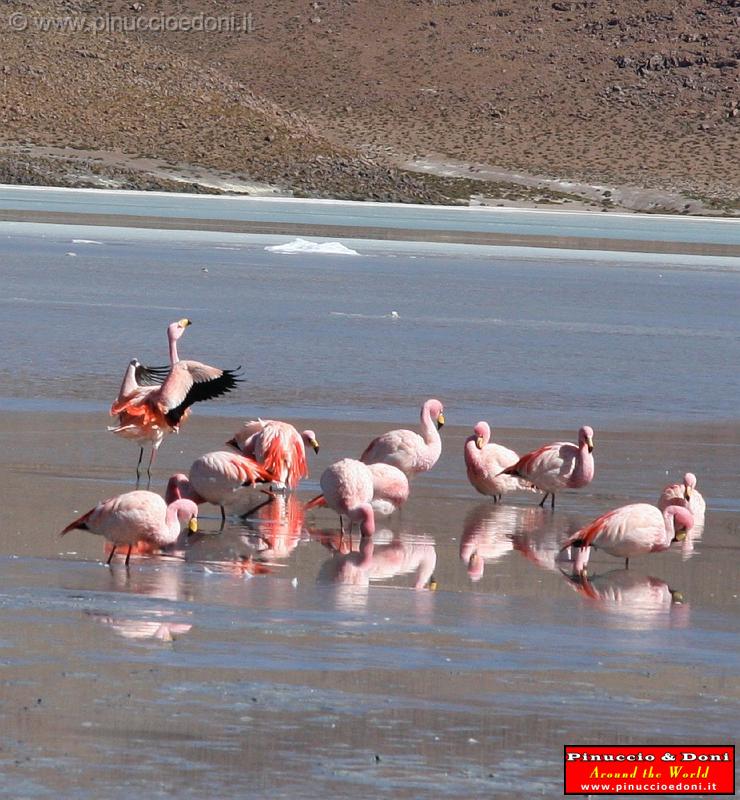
[564,745,735,795]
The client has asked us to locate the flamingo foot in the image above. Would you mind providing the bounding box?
[106,545,117,566]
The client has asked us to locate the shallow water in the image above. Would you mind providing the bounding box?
[0,221,738,798]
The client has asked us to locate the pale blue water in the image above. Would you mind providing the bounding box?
[1,185,740,244]
[0,222,738,427]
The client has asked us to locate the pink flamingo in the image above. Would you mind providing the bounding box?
[360,399,445,475]
[110,319,240,486]
[501,425,595,508]
[166,451,273,526]
[306,462,409,518]
[226,419,320,490]
[61,490,199,565]
[317,458,376,539]
[658,472,706,525]
[367,463,410,516]
[560,503,694,572]
[465,421,535,502]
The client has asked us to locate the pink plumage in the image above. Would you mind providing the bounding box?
[227,419,319,490]
[502,425,595,508]
[561,502,694,572]
[319,458,376,538]
[360,399,445,475]
[658,472,706,525]
[464,421,534,502]
[61,490,199,565]
[367,463,410,516]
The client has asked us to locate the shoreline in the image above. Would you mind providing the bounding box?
[1,206,739,257]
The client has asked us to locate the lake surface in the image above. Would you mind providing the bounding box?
[0,206,738,798]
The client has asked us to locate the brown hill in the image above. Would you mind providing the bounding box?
[1,0,738,208]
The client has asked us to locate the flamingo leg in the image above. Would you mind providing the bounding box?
[146,443,160,489]
[551,493,556,510]
[125,545,133,566]
[538,492,550,508]
[220,506,226,530]
[106,545,117,565]
[625,557,630,570]
[135,447,144,487]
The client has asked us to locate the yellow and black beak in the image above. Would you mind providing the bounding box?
[684,486,692,501]
[670,589,684,604]
[178,317,192,328]
[436,413,445,430]
[427,575,437,591]
[586,435,594,453]
[188,517,198,534]
[673,527,687,543]
[310,438,320,454]
[475,435,484,450]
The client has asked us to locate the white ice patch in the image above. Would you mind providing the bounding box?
[264,237,360,256]
[71,239,103,245]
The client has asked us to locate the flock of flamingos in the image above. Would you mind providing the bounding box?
[61,319,706,581]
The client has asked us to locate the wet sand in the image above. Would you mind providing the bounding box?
[0,411,738,798]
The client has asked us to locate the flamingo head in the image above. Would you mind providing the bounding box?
[683,472,697,500]
[668,505,694,542]
[473,421,490,450]
[579,425,595,453]
[425,398,445,429]
[167,318,192,341]
[174,498,199,535]
[302,429,320,454]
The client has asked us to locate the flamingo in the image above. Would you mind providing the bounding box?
[110,319,240,486]
[360,398,445,475]
[166,451,273,526]
[306,462,409,518]
[658,472,706,524]
[316,458,376,539]
[560,503,694,573]
[500,425,594,509]
[465,421,535,502]
[61,490,199,565]
[226,419,320,490]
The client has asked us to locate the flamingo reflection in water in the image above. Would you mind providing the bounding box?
[241,494,308,561]
[561,569,689,629]
[86,560,194,642]
[315,529,436,590]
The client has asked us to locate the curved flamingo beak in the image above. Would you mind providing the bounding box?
[684,485,692,501]
[586,435,594,453]
[427,575,438,591]
[179,318,192,328]
[188,517,198,534]
[475,435,484,449]
[436,413,445,430]
[670,589,684,604]
[673,527,688,543]
[310,438,320,454]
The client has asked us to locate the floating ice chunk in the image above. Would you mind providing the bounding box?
[72,239,103,245]
[265,238,360,256]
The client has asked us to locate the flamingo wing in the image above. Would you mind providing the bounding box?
[502,443,555,478]
[135,363,171,386]
[159,361,241,426]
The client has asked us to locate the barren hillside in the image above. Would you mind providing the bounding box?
[1,0,738,208]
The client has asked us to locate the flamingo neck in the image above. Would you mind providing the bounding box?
[168,330,180,365]
[419,404,440,447]
[569,443,594,488]
[164,500,189,544]
[464,437,484,473]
